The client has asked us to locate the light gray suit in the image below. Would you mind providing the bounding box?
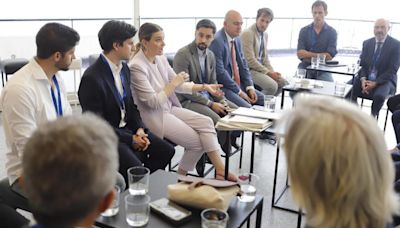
[241,23,287,95]
[173,41,237,124]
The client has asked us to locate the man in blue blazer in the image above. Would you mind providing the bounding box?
[209,10,264,108]
[350,18,400,117]
[78,21,174,183]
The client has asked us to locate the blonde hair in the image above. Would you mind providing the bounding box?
[279,94,398,228]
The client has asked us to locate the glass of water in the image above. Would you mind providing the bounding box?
[264,95,276,112]
[128,166,150,195]
[201,208,229,228]
[238,173,259,203]
[101,185,120,217]
[125,194,150,227]
[311,57,319,68]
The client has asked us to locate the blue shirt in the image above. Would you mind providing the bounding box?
[297,22,338,69]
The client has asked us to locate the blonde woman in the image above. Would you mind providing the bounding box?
[129,22,236,181]
[280,94,398,228]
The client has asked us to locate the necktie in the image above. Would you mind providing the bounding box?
[230,40,240,86]
[258,33,264,62]
[369,42,383,81]
[373,42,383,65]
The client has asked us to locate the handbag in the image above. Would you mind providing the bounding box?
[167,175,240,211]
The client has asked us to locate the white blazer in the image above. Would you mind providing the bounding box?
[129,49,193,138]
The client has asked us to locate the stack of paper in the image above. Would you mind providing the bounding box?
[231,107,281,120]
[216,114,273,131]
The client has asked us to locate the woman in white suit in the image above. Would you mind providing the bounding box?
[129,23,236,181]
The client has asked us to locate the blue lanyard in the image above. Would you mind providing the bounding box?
[50,76,63,116]
[100,54,126,110]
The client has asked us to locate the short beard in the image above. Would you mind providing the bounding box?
[197,44,207,51]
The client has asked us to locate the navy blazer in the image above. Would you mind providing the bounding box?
[209,28,254,94]
[359,35,400,87]
[78,56,145,146]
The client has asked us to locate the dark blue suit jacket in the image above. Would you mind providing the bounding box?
[359,35,400,87]
[209,29,254,94]
[78,56,145,146]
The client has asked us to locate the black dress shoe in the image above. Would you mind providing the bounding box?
[195,156,206,177]
[258,131,277,145]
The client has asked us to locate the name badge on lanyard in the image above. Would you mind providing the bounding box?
[100,54,127,126]
[50,76,63,117]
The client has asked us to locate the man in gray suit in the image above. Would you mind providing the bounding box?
[173,19,237,124]
[241,8,288,95]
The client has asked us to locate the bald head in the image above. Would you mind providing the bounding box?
[374,18,390,41]
[224,10,243,38]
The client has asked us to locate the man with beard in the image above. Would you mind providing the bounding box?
[349,18,400,117]
[241,8,288,96]
[173,19,241,153]
[173,19,238,124]
[0,23,80,210]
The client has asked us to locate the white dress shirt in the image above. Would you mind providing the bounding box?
[102,54,127,127]
[0,58,72,184]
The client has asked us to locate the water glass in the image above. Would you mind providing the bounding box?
[263,95,276,112]
[128,166,150,195]
[125,195,151,227]
[201,208,229,228]
[311,57,319,68]
[296,69,306,79]
[334,82,346,96]
[317,54,326,65]
[101,185,120,217]
[238,173,259,203]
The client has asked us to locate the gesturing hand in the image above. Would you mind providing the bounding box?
[205,84,224,97]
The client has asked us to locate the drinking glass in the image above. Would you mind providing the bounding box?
[264,95,276,112]
[201,208,229,228]
[311,57,319,68]
[101,185,120,217]
[128,166,150,195]
[125,195,151,227]
[238,173,259,203]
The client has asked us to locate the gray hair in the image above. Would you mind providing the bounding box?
[279,94,398,228]
[22,113,119,228]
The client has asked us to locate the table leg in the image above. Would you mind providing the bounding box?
[223,131,231,180]
[271,137,280,207]
[255,198,264,228]
[250,133,256,173]
[280,90,285,109]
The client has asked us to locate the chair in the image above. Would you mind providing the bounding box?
[360,92,395,131]
[0,58,29,87]
[0,178,29,211]
[165,53,175,68]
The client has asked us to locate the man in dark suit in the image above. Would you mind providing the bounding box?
[78,20,175,183]
[209,10,264,108]
[350,18,400,117]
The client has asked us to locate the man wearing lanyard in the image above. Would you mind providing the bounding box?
[78,20,175,184]
[297,0,337,81]
[0,23,80,210]
[350,18,400,117]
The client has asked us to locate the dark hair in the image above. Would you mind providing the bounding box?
[36,23,80,59]
[196,19,216,34]
[256,8,274,21]
[312,0,327,12]
[98,20,137,53]
[134,22,163,56]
